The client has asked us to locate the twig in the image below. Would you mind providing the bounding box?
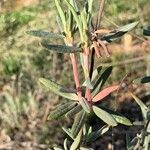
[95,0,106,30]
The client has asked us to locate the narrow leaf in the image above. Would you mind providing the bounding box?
[65,104,82,118]
[71,110,87,138]
[48,102,77,120]
[79,97,91,113]
[130,93,148,119]
[62,127,74,139]
[92,106,117,126]
[41,42,82,53]
[64,138,68,150]
[133,76,150,84]
[70,129,82,150]
[82,77,93,89]
[39,78,78,100]
[102,22,139,42]
[86,125,109,142]
[92,85,119,102]
[117,21,139,32]
[112,114,132,126]
[26,30,64,39]
[55,0,66,27]
[64,0,83,37]
[92,66,112,97]
[91,66,102,81]
[99,106,132,126]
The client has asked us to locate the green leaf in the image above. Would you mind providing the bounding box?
[92,66,112,97]
[82,77,93,89]
[91,66,102,81]
[70,129,82,150]
[130,93,148,119]
[102,22,139,42]
[39,78,78,100]
[88,0,93,14]
[62,127,74,139]
[26,30,64,39]
[126,133,134,150]
[86,125,109,143]
[143,26,150,36]
[65,104,82,118]
[99,106,132,126]
[64,0,83,39]
[41,42,82,53]
[79,97,91,113]
[55,0,66,28]
[71,110,87,138]
[48,102,77,120]
[112,114,132,126]
[63,138,68,150]
[117,21,139,32]
[92,106,117,126]
[133,76,150,84]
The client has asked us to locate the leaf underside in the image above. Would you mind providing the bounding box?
[26,30,64,39]
[41,42,82,53]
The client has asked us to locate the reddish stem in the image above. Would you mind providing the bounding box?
[83,48,92,101]
[70,53,82,97]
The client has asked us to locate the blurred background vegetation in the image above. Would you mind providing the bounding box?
[0,0,149,149]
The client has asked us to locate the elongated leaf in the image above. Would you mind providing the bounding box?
[133,76,150,84]
[64,0,83,37]
[92,66,112,97]
[82,77,93,89]
[70,129,82,150]
[63,138,68,150]
[48,102,77,120]
[39,78,78,100]
[102,22,139,42]
[86,125,109,143]
[62,127,74,139]
[41,42,82,53]
[71,110,87,138]
[55,0,66,27]
[91,66,102,81]
[79,97,91,113]
[26,30,64,39]
[92,85,119,102]
[99,106,132,126]
[69,0,79,12]
[130,93,148,119]
[92,106,117,126]
[112,114,132,126]
[126,133,133,150]
[143,26,150,36]
[65,104,82,118]
[117,21,139,32]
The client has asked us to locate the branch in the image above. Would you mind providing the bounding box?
[95,0,106,30]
